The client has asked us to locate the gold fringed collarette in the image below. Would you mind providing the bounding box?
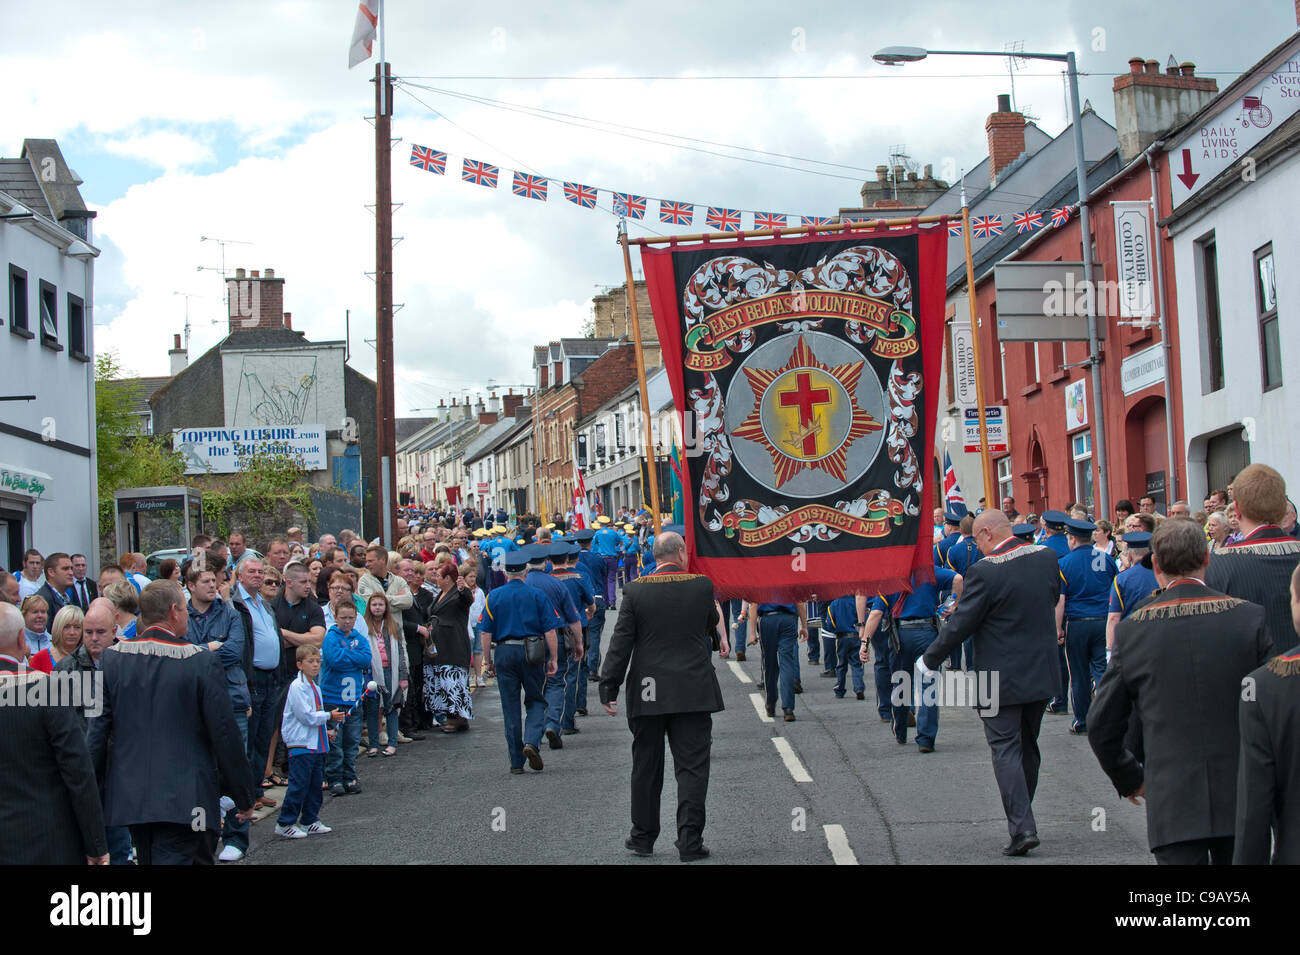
[982,543,1045,566]
[639,573,703,583]
[1266,653,1300,678]
[1128,595,1245,622]
[108,639,201,659]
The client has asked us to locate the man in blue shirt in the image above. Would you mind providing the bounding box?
[523,546,583,750]
[478,552,560,774]
[1039,510,1073,714]
[934,506,964,567]
[1106,531,1157,653]
[575,529,609,681]
[1056,517,1118,734]
[592,518,623,609]
[747,601,808,721]
[230,557,281,833]
[550,542,595,733]
[862,566,963,752]
[824,595,866,700]
[945,514,981,669]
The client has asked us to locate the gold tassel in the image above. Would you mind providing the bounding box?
[1266,654,1300,678]
[109,639,201,660]
[1214,541,1300,558]
[639,573,702,583]
[1128,596,1244,622]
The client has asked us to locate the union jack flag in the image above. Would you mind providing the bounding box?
[409,145,446,174]
[948,222,963,237]
[1050,205,1072,227]
[512,171,548,201]
[705,207,741,232]
[800,215,832,227]
[658,200,694,225]
[563,182,597,208]
[612,193,646,219]
[462,159,499,188]
[943,450,964,507]
[753,211,787,230]
[971,215,1004,238]
[1013,210,1043,234]
[841,213,872,223]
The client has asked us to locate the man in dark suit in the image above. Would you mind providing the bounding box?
[1206,464,1300,653]
[921,509,1061,857]
[600,531,726,862]
[0,603,108,865]
[88,580,257,865]
[1089,518,1272,865]
[1235,562,1300,864]
[36,552,76,618]
[69,554,97,610]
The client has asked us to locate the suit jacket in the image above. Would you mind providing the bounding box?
[87,626,256,829]
[1089,582,1272,850]
[0,658,107,863]
[598,564,723,718]
[35,581,72,616]
[69,578,97,611]
[1235,648,1300,864]
[921,538,1061,706]
[1207,527,1300,653]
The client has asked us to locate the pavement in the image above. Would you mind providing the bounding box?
[243,615,1154,865]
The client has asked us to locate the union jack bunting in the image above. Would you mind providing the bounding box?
[563,182,597,208]
[658,200,694,225]
[409,145,446,174]
[971,215,1004,238]
[753,211,787,230]
[462,159,499,188]
[512,171,548,201]
[612,193,647,219]
[1013,210,1043,233]
[800,215,832,227]
[841,213,873,223]
[1049,206,1072,227]
[705,207,741,232]
[948,222,963,237]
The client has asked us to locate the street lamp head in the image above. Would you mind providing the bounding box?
[873,46,928,65]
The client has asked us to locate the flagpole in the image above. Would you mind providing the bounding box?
[374,31,396,547]
[960,190,996,509]
[618,220,662,536]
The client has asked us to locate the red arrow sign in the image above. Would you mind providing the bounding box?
[1176,149,1200,190]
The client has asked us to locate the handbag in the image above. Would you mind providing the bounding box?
[524,633,546,666]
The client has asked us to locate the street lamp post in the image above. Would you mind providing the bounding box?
[874,45,1110,517]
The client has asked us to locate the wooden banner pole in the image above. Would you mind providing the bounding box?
[961,204,996,507]
[618,221,662,536]
[636,214,950,247]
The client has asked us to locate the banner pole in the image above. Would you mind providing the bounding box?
[636,214,948,247]
[618,220,662,536]
[961,203,996,509]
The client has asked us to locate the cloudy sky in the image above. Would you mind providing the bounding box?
[3,0,1293,414]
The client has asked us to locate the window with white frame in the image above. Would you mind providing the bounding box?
[1072,431,1094,512]
[997,456,1014,505]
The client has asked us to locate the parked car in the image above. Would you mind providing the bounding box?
[146,547,262,579]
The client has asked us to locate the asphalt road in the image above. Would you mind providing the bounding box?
[245,616,1154,865]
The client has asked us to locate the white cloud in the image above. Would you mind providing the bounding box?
[101,130,216,171]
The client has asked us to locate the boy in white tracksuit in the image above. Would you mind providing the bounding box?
[277,645,345,838]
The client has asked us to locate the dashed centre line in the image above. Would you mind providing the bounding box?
[727,661,752,684]
[823,824,859,864]
[772,736,812,782]
[749,692,775,723]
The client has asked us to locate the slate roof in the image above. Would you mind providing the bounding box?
[0,159,53,217]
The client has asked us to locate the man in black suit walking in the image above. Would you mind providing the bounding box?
[35,552,75,617]
[89,580,257,865]
[921,509,1062,857]
[1090,518,1272,864]
[69,554,98,611]
[600,531,726,862]
[0,603,108,865]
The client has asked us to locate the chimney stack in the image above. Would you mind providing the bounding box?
[1112,55,1218,163]
[985,94,1026,186]
[226,266,286,334]
[168,333,188,375]
[502,392,525,419]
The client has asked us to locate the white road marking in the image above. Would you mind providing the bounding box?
[772,736,813,782]
[823,824,859,865]
[728,661,752,684]
[749,692,775,723]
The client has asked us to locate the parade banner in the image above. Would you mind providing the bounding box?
[641,226,946,601]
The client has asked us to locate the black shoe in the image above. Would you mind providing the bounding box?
[509,767,524,775]
[756,681,765,691]
[783,709,795,722]
[1069,724,1088,735]
[765,704,775,717]
[561,727,580,735]
[794,680,803,694]
[343,781,362,795]
[907,711,917,728]
[576,708,588,716]
[1002,832,1040,856]
[880,715,891,722]
[546,728,563,750]
[918,744,934,753]
[896,736,907,745]
[1047,704,1067,715]
[856,691,865,700]
[406,732,426,741]
[588,674,601,683]
[736,651,746,661]
[680,846,711,862]
[522,744,544,771]
[834,692,845,699]
[624,838,653,857]
[820,670,835,678]
[329,782,346,797]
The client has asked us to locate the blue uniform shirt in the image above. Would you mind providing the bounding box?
[479,580,562,640]
[934,531,960,566]
[578,550,608,594]
[1058,545,1119,617]
[945,536,981,576]
[824,595,860,634]
[873,567,957,619]
[1041,532,1071,560]
[591,528,623,556]
[524,568,581,626]
[553,568,594,624]
[1109,563,1158,619]
[757,603,798,614]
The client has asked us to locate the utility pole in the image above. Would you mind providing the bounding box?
[375,57,397,548]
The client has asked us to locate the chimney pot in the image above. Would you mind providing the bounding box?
[892,164,904,181]
[283,311,292,329]
[173,333,181,348]
[1144,59,1159,74]
[1180,62,1195,76]
[1166,55,1179,75]
[996,93,1011,112]
[875,164,888,181]
[235,267,246,278]
[923,163,933,179]
[907,171,918,181]
[1129,57,1144,74]
[265,268,274,278]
